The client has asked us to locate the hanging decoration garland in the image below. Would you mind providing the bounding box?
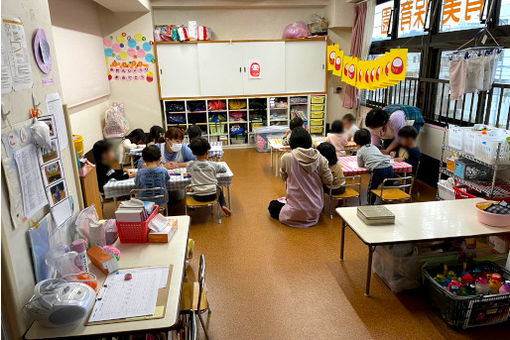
[327,45,408,90]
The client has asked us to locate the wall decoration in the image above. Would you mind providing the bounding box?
[248,59,261,79]
[103,32,154,82]
[327,47,408,91]
[33,28,52,74]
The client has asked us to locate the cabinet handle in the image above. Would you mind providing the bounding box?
[160,69,163,75]
[322,64,325,70]
[239,67,241,73]
[244,67,246,72]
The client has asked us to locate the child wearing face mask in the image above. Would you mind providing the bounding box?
[138,127,196,169]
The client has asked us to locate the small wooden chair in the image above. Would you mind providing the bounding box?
[184,183,223,224]
[180,254,211,340]
[326,175,362,219]
[370,175,414,204]
[129,187,168,215]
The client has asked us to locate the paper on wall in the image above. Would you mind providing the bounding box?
[14,144,48,218]
[45,93,68,150]
[2,17,33,91]
[51,197,72,227]
[1,24,13,94]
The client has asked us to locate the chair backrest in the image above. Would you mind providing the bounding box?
[382,175,414,194]
[130,187,168,206]
[197,254,206,312]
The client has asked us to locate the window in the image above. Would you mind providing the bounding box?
[398,0,430,38]
[372,1,394,41]
[440,0,486,32]
[500,0,510,25]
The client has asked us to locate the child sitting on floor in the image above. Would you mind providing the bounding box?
[342,114,359,141]
[93,140,134,194]
[148,125,165,146]
[135,145,170,207]
[119,128,146,166]
[187,137,231,217]
[326,120,348,157]
[354,128,394,204]
[317,142,346,195]
[391,126,421,172]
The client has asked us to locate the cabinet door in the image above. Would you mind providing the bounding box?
[157,44,200,98]
[238,42,285,95]
[285,41,326,93]
[197,43,243,96]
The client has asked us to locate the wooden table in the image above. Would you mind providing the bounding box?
[25,216,191,339]
[336,199,510,296]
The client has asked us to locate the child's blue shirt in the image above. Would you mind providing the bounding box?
[134,167,170,206]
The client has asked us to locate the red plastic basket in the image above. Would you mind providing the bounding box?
[116,205,158,243]
[453,185,479,199]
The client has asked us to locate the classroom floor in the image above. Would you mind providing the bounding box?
[105,148,509,339]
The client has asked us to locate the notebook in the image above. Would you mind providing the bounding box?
[357,206,395,225]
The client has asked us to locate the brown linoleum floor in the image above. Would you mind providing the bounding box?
[107,148,509,339]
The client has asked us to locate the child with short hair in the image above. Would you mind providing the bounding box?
[187,137,231,217]
[135,145,170,207]
[148,125,165,146]
[342,114,359,141]
[317,142,346,195]
[393,126,421,171]
[326,120,348,157]
[119,128,146,165]
[283,117,304,145]
[354,128,394,203]
[187,124,202,142]
[93,140,134,194]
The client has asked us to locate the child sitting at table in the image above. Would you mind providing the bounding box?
[283,117,304,145]
[354,128,394,204]
[317,142,346,195]
[391,126,421,172]
[119,128,146,166]
[187,137,231,217]
[135,145,170,207]
[342,114,359,141]
[93,140,134,194]
[187,124,202,142]
[326,120,348,157]
[148,125,165,146]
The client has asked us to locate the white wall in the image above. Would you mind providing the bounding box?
[68,98,111,152]
[1,0,79,337]
[98,10,162,131]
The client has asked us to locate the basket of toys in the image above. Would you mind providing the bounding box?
[116,205,158,243]
[422,262,510,329]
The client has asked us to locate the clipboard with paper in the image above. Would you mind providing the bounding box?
[86,265,173,325]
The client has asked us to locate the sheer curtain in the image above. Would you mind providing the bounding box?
[343,0,376,109]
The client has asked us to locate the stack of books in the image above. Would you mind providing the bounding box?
[115,199,155,222]
[357,206,395,225]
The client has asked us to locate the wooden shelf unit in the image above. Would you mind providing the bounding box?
[163,94,327,147]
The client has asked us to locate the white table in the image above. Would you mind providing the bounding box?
[336,199,510,296]
[25,216,191,339]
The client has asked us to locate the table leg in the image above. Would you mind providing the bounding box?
[227,186,232,210]
[270,146,274,169]
[365,245,376,297]
[340,222,347,261]
[275,151,280,177]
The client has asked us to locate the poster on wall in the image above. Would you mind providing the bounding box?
[103,32,155,82]
[2,17,33,91]
[248,59,261,79]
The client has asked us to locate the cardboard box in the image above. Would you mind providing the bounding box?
[87,245,118,274]
[489,236,510,254]
[148,219,177,243]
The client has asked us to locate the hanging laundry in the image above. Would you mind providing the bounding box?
[464,55,484,93]
[449,59,467,100]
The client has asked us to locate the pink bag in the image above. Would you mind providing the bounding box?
[282,21,310,39]
[103,103,129,138]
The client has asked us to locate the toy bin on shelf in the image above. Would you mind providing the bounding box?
[310,126,324,134]
[448,125,469,150]
[116,205,158,243]
[474,135,510,165]
[311,104,325,111]
[311,96,325,103]
[310,111,324,119]
[310,119,324,126]
[422,262,510,329]
[437,181,456,200]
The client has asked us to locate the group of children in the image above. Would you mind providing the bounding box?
[92,124,231,217]
[270,110,421,227]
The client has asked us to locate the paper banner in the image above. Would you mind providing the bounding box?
[331,49,344,77]
[327,44,339,71]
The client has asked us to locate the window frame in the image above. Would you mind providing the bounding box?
[368,0,510,128]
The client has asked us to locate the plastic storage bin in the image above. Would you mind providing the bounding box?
[310,126,324,134]
[310,111,324,119]
[423,262,510,329]
[311,104,325,111]
[117,205,158,243]
[210,124,226,135]
[463,130,479,155]
[474,134,510,165]
[448,125,469,150]
[254,126,288,152]
[311,96,325,104]
[437,181,456,200]
[310,119,324,126]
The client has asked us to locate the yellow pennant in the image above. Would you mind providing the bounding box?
[331,49,344,77]
[327,44,340,71]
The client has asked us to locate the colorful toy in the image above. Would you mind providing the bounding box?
[499,282,510,294]
[461,273,474,284]
[489,273,503,294]
[475,277,490,295]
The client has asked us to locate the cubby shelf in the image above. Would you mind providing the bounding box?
[163,94,326,147]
